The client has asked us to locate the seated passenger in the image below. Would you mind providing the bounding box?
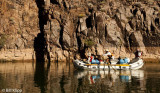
[88,53,100,64]
[87,53,94,64]
[98,55,103,63]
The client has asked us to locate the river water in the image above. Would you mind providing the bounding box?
[0,61,160,93]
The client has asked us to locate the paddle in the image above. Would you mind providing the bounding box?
[106,60,116,72]
[103,55,116,71]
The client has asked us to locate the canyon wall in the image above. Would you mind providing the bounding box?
[0,0,39,61]
[0,0,160,61]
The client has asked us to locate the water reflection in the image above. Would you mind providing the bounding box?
[74,69,145,92]
[34,61,74,93]
[34,62,50,93]
[0,62,160,93]
[75,70,144,82]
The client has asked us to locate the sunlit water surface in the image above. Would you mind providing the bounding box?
[0,62,160,93]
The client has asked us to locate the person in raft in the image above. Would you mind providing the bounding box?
[87,53,100,64]
[87,53,94,64]
[103,49,114,64]
[134,49,143,58]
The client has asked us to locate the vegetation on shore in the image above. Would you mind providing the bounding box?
[0,34,7,50]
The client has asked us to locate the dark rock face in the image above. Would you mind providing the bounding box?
[0,0,160,61]
[50,19,61,47]
[0,0,39,49]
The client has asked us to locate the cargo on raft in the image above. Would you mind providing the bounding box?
[73,58,144,70]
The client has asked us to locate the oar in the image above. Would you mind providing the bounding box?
[102,56,106,70]
[106,60,116,72]
[103,59,106,70]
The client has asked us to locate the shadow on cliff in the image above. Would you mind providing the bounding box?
[34,33,45,62]
[34,1,51,92]
[34,0,48,62]
[34,33,51,92]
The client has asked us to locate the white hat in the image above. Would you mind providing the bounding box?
[105,49,109,51]
[88,53,91,56]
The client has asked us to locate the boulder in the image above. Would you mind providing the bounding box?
[125,7,133,18]
[129,31,146,52]
[96,44,103,55]
[50,19,61,47]
[106,19,124,46]
[55,48,66,61]
[62,20,74,50]
[15,38,24,49]
[115,13,127,30]
[125,23,134,35]
[78,17,88,36]
[52,11,61,22]
[44,0,50,9]
[95,12,106,43]
[63,50,69,57]
[64,0,69,9]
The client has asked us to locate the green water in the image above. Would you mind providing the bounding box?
[0,62,160,93]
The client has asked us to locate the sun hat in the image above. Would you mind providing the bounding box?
[88,53,91,56]
[105,49,109,51]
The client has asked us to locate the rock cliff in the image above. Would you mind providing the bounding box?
[0,0,160,61]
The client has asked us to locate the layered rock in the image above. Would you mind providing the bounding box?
[0,0,39,61]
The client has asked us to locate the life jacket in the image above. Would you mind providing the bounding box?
[108,55,112,58]
[89,56,93,62]
[108,54,113,58]
[135,51,142,57]
[138,51,142,57]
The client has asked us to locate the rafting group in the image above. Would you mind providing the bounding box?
[73,49,144,70]
[86,49,142,65]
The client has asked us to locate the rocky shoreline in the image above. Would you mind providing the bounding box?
[0,47,159,62]
[0,0,159,62]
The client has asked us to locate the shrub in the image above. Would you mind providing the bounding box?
[17,30,22,34]
[84,39,95,48]
[0,34,7,50]
[0,0,6,15]
[78,13,86,18]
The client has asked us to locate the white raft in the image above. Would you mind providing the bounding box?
[73,58,144,70]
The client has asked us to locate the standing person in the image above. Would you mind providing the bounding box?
[103,49,114,64]
[134,49,142,58]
